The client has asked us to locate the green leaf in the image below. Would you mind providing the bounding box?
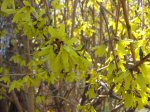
[107,63,116,82]
[117,39,132,56]
[22,76,31,88]
[61,48,69,72]
[48,46,56,70]
[66,37,79,46]
[91,106,96,112]
[0,68,3,73]
[136,74,146,89]
[53,50,63,73]
[51,0,64,9]
[124,75,131,90]
[136,92,148,110]
[12,7,26,23]
[0,96,4,100]
[1,0,16,14]
[36,46,50,57]
[64,46,79,60]
[23,1,30,6]
[36,95,45,104]
[139,63,150,83]
[78,57,91,71]
[114,71,129,84]
[95,44,106,57]
[0,76,10,84]
[124,93,134,108]
[10,54,26,66]
[86,88,96,99]
[48,73,57,84]
[9,80,23,92]
[31,77,41,87]
[137,98,144,109]
[48,24,67,43]
[66,72,78,82]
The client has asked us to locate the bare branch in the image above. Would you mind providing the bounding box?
[100,82,122,100]
[71,0,78,38]
[111,103,124,112]
[130,52,150,71]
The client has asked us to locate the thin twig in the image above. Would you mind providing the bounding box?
[0,73,33,77]
[130,52,150,71]
[51,95,76,107]
[0,83,9,88]
[101,6,119,71]
[11,91,23,112]
[97,2,126,26]
[111,103,124,112]
[120,0,136,63]
[100,81,121,100]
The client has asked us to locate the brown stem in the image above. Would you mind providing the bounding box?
[130,52,150,71]
[24,37,35,112]
[101,6,119,71]
[141,0,145,30]
[0,73,32,77]
[63,0,68,31]
[54,9,57,27]
[99,3,103,44]
[92,4,96,47]
[100,82,121,100]
[0,83,9,88]
[80,74,91,105]
[115,0,121,35]
[0,52,2,65]
[11,91,23,112]
[71,0,78,38]
[44,0,52,25]
[111,103,124,112]
[120,0,136,63]
[97,2,126,26]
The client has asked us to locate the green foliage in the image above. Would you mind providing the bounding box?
[51,0,64,9]
[77,104,96,112]
[0,76,10,84]
[1,0,15,14]
[9,80,23,92]
[95,44,107,57]
[0,0,150,111]
[10,54,26,66]
[36,95,45,104]
[0,96,4,100]
[139,63,150,83]
[86,88,96,99]
[48,24,67,43]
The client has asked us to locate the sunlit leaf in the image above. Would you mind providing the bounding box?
[124,93,134,108]
[1,0,15,14]
[95,44,106,57]
[139,63,150,83]
[114,71,130,84]
[36,95,45,104]
[61,48,69,72]
[86,88,96,99]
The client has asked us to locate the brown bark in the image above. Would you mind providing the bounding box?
[71,0,78,38]
[99,4,103,44]
[120,0,136,63]
[11,91,23,112]
[142,0,145,30]
[115,0,121,35]
[24,36,35,112]
[92,5,96,47]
